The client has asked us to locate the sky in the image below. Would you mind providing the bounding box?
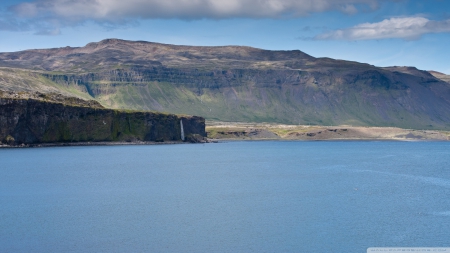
[0,0,450,74]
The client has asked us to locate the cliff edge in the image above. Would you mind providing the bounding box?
[0,97,206,146]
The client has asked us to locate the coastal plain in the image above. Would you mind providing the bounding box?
[206,121,450,141]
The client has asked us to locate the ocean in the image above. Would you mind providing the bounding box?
[1,141,449,252]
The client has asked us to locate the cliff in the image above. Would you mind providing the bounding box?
[0,98,206,145]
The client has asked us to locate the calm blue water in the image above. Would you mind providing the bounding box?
[1,141,450,252]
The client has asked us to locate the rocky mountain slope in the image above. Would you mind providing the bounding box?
[1,39,450,129]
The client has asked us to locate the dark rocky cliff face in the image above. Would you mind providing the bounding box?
[42,68,312,97]
[0,98,205,145]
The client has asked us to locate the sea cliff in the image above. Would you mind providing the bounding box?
[0,97,206,145]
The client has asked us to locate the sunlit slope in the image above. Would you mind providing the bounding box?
[429,71,450,83]
[0,67,93,101]
[87,77,450,129]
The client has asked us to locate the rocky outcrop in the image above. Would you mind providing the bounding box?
[43,68,314,92]
[0,98,206,145]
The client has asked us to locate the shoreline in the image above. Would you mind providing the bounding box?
[1,137,446,149]
[210,138,448,142]
[2,123,449,148]
[0,140,198,149]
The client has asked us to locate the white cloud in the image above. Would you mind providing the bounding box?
[10,0,385,21]
[314,17,450,40]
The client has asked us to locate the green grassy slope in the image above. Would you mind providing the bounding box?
[0,67,93,101]
[90,78,450,130]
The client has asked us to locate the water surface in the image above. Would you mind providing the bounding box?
[1,141,449,252]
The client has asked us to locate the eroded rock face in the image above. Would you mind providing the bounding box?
[0,98,205,144]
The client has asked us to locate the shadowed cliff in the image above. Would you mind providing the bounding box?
[0,97,206,145]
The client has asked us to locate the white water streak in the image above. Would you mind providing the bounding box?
[180,119,185,141]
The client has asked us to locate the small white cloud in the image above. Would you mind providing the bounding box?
[314,17,450,40]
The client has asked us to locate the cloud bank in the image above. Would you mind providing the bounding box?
[314,17,450,40]
[10,0,383,21]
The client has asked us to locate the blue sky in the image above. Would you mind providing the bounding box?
[1,0,450,74]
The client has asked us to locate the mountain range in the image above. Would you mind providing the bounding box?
[1,38,450,129]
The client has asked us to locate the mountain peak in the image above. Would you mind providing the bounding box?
[85,38,137,48]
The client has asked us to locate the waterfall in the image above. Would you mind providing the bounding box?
[180,119,185,141]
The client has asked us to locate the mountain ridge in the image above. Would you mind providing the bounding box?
[1,38,450,130]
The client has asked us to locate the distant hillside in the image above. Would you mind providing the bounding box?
[1,39,450,129]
